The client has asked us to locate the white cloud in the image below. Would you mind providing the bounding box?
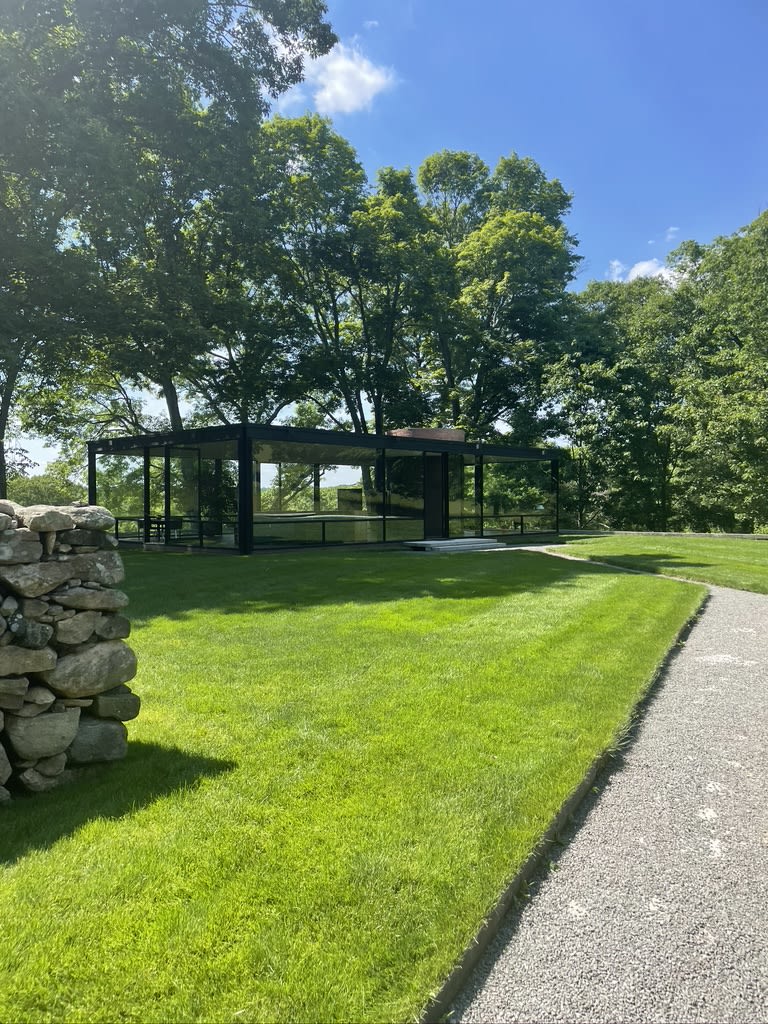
[274,86,309,114]
[304,42,396,115]
[626,258,677,283]
[665,225,680,242]
[607,259,627,282]
[364,20,380,30]
[606,258,677,285]
[647,239,656,245]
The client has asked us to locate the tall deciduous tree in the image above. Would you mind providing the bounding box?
[0,1,335,492]
[554,277,694,530]
[669,214,768,530]
[416,150,579,439]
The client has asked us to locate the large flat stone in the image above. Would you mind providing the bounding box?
[0,561,75,597]
[0,551,124,597]
[54,587,129,611]
[19,506,75,531]
[4,707,81,759]
[58,529,115,549]
[37,640,137,698]
[60,506,116,531]
[55,611,103,645]
[0,531,43,564]
[67,717,127,764]
[0,647,56,677]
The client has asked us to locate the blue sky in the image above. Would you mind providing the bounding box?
[278,0,768,285]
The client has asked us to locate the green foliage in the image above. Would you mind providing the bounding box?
[7,460,86,506]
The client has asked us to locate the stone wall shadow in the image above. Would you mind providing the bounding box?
[0,741,234,866]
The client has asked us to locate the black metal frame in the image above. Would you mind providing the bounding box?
[88,423,560,554]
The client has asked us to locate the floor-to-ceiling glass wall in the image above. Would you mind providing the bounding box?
[447,454,480,538]
[482,457,557,535]
[252,440,385,547]
[385,450,425,541]
[89,426,559,550]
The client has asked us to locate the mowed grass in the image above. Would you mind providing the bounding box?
[554,533,768,593]
[0,549,704,1023]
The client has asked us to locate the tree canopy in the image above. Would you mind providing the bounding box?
[2,6,767,532]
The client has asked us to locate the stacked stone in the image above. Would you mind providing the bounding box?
[0,501,139,801]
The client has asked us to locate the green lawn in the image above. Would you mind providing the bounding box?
[0,549,704,1023]
[554,533,768,593]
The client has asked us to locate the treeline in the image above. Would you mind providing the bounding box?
[2,3,766,530]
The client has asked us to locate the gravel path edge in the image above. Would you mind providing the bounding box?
[418,578,709,1024]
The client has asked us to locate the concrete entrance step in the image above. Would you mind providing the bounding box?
[403,538,507,552]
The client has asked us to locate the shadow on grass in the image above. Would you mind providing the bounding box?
[577,552,713,573]
[120,547,642,627]
[0,741,234,866]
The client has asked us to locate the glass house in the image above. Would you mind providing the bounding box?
[87,424,560,552]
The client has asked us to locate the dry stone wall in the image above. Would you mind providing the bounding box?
[0,501,138,801]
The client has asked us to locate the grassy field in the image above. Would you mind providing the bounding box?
[0,549,704,1023]
[555,533,768,593]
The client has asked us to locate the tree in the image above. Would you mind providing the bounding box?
[553,277,694,530]
[417,150,489,247]
[669,214,768,530]
[416,150,579,438]
[0,1,336,492]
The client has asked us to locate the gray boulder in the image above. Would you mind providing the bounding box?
[10,617,55,650]
[0,646,56,676]
[20,598,49,620]
[0,676,29,697]
[37,639,137,698]
[15,685,56,718]
[18,767,60,792]
[0,530,43,564]
[35,751,67,776]
[55,610,103,645]
[94,614,130,640]
[0,550,124,598]
[19,506,75,532]
[4,707,81,759]
[67,717,127,764]
[91,685,141,721]
[58,529,115,549]
[61,506,116,531]
[54,587,129,611]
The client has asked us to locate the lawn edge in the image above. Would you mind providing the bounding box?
[418,583,709,1024]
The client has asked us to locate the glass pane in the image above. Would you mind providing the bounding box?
[448,456,479,538]
[482,460,555,535]
[200,458,239,547]
[386,454,424,541]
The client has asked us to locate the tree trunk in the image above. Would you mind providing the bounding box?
[0,350,22,499]
[159,375,184,432]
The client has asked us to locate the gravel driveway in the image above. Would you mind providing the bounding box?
[450,584,768,1023]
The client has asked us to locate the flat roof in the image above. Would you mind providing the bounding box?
[88,423,560,462]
